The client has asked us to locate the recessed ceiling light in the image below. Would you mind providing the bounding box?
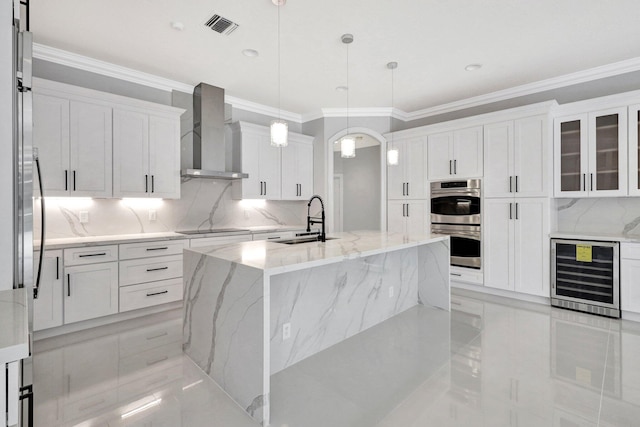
[465,64,482,71]
[272,0,286,5]
[170,21,185,31]
[242,49,259,57]
[335,86,348,92]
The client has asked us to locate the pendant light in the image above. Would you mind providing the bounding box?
[270,0,288,147]
[387,61,399,166]
[340,33,355,158]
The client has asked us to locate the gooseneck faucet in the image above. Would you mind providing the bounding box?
[306,195,326,242]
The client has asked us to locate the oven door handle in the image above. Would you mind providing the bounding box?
[431,230,481,240]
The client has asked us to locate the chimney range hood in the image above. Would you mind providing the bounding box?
[181,83,248,179]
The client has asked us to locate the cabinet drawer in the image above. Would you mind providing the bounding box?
[119,239,188,260]
[622,243,640,260]
[253,231,295,241]
[118,319,182,358]
[119,278,183,312]
[119,255,182,286]
[189,234,252,248]
[64,245,118,266]
[450,267,484,285]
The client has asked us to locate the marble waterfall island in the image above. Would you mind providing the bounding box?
[182,230,450,425]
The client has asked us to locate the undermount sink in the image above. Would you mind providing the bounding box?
[274,237,338,245]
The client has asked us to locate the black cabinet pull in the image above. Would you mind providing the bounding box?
[515,202,519,220]
[64,170,68,191]
[146,247,168,251]
[152,175,155,193]
[78,252,106,258]
[590,173,593,191]
[259,181,263,195]
[583,173,586,191]
[146,290,169,297]
[145,175,148,193]
[406,182,409,196]
[73,170,76,191]
[509,203,513,220]
[56,256,59,280]
[67,274,71,297]
[449,160,452,175]
[264,181,267,195]
[146,266,169,272]
[509,176,513,193]
[515,175,519,193]
[406,203,409,217]
[454,159,457,174]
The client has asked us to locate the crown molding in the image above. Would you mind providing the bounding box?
[225,95,302,123]
[404,56,640,121]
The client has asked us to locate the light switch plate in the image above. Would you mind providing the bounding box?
[283,323,291,340]
[149,210,157,221]
[79,211,89,223]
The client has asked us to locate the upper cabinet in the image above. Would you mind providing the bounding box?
[484,115,549,198]
[387,137,428,200]
[34,93,112,197]
[113,109,181,199]
[427,126,483,181]
[628,104,640,196]
[231,121,314,200]
[554,107,627,197]
[33,78,184,199]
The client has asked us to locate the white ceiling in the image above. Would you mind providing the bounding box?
[32,0,640,115]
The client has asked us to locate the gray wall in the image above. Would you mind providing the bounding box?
[334,145,381,231]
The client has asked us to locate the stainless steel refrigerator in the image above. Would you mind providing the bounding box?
[11,1,40,426]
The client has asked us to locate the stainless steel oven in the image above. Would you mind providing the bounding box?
[430,179,482,270]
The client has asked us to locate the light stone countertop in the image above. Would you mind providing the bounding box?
[37,226,310,250]
[186,230,449,275]
[0,288,29,364]
[550,232,640,243]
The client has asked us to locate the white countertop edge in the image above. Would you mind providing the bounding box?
[550,232,640,243]
[0,289,30,364]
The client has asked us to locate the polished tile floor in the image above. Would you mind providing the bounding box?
[33,289,640,426]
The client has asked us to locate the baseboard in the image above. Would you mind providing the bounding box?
[451,281,550,306]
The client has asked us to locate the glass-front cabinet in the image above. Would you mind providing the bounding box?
[554,107,627,197]
[629,105,640,196]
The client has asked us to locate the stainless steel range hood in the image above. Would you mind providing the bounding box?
[181,83,248,179]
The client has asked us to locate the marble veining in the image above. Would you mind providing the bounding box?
[556,197,640,237]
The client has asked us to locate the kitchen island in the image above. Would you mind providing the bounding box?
[182,230,450,425]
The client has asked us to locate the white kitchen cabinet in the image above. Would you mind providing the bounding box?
[621,243,640,314]
[427,126,483,180]
[33,250,63,331]
[554,108,627,197]
[387,200,429,235]
[231,121,282,199]
[64,262,119,324]
[484,198,549,297]
[33,92,112,197]
[252,231,296,241]
[281,135,314,200]
[112,109,181,199]
[387,137,428,200]
[484,115,548,198]
[189,234,253,248]
[628,104,640,196]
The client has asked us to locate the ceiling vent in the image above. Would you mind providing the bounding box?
[205,14,239,35]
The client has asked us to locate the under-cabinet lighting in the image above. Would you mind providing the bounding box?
[121,398,162,419]
[120,198,164,208]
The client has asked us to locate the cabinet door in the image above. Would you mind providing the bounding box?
[453,126,483,178]
[236,132,264,199]
[387,140,407,199]
[149,115,181,199]
[281,140,313,200]
[484,121,514,198]
[69,101,113,197]
[112,109,149,198]
[33,93,70,196]
[513,198,549,297]
[260,139,282,199]
[406,200,429,236]
[587,108,627,197]
[297,141,314,199]
[427,132,453,180]
[514,115,548,197]
[622,258,640,312]
[387,200,407,234]
[554,114,588,197]
[629,105,640,196]
[64,262,118,324]
[405,138,428,199]
[484,199,514,291]
[33,250,63,331]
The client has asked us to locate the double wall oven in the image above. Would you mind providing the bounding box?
[431,180,481,269]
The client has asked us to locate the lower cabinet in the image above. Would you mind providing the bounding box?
[388,200,429,235]
[484,198,549,297]
[34,250,64,331]
[621,243,640,314]
[64,262,119,324]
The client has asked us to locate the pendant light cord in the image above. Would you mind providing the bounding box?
[346,40,349,134]
[390,65,394,149]
[277,3,281,120]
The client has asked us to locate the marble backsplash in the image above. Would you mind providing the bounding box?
[555,198,640,236]
[35,178,308,239]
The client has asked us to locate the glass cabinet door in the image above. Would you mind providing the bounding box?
[559,119,583,193]
[629,105,640,195]
[588,108,627,196]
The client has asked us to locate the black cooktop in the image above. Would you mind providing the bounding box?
[177,228,250,235]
